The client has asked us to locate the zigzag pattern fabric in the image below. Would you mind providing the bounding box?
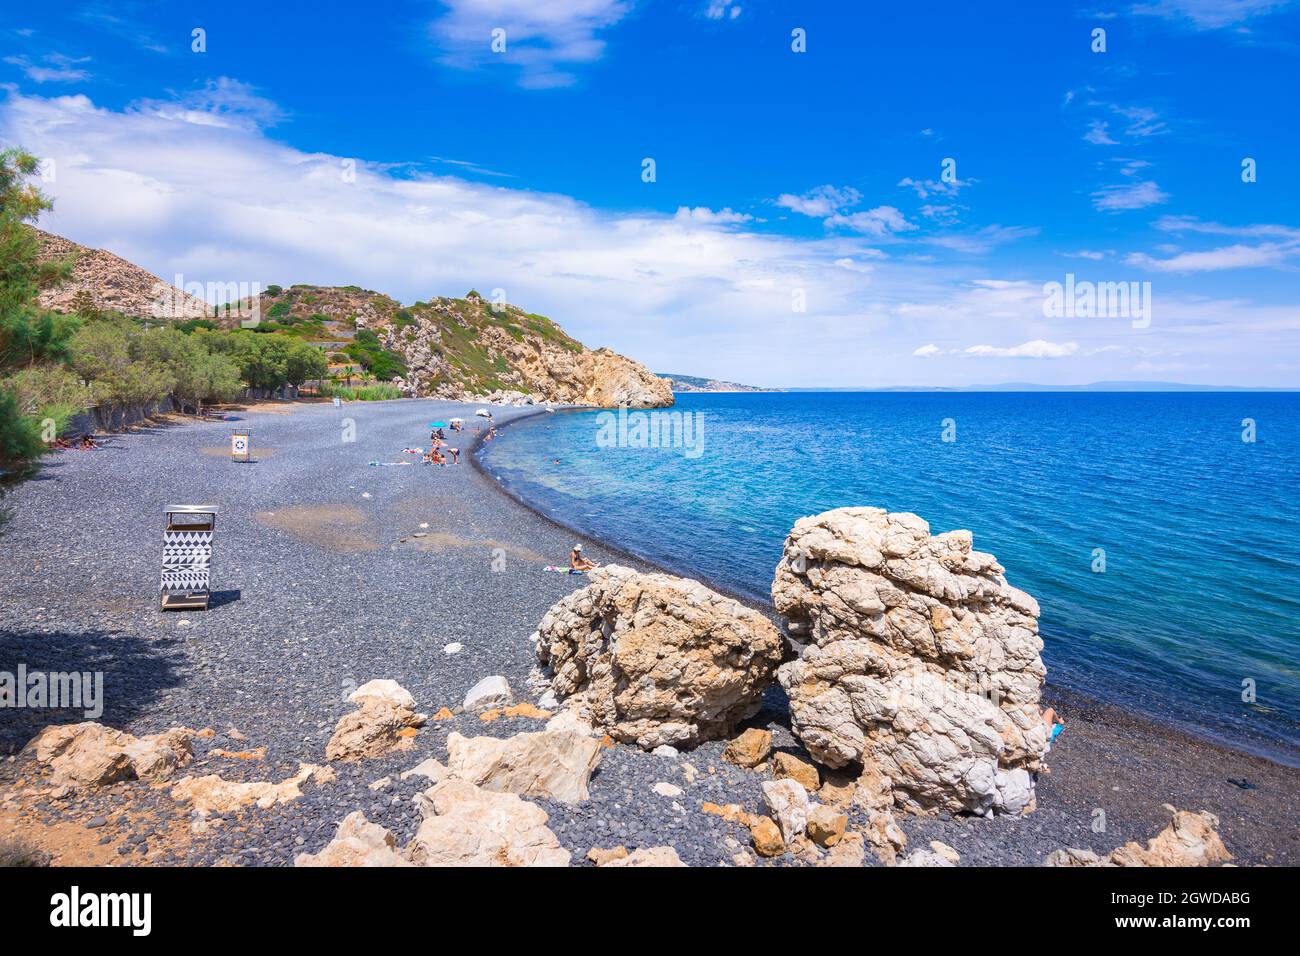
[161,528,213,596]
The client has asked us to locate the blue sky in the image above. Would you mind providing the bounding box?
[2,1,1299,387]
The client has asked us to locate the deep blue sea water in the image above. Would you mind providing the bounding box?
[481,392,1300,764]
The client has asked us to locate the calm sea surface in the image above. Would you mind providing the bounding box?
[481,392,1300,764]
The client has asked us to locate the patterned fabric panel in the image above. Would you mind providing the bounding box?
[160,528,214,594]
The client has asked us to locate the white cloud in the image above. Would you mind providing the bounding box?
[964,340,1080,358]
[1114,105,1168,138]
[928,224,1040,254]
[897,176,971,200]
[703,2,742,19]
[1092,180,1169,212]
[775,184,861,217]
[1154,215,1300,240]
[3,54,91,84]
[135,77,283,131]
[825,206,916,237]
[776,185,916,237]
[1130,0,1292,29]
[429,0,632,89]
[1084,120,1117,145]
[673,205,753,224]
[1128,244,1294,271]
[1129,216,1300,271]
[912,343,940,357]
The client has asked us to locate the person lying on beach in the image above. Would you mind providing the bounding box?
[570,544,598,571]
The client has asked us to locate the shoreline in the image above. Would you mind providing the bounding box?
[477,407,1300,773]
[1,397,1296,867]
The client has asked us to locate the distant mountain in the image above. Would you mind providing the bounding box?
[33,228,208,319]
[661,373,781,393]
[783,382,1293,393]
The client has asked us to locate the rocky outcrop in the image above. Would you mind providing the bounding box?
[406,779,570,867]
[294,811,413,867]
[33,228,209,319]
[325,680,427,761]
[376,294,672,407]
[443,730,603,804]
[24,722,195,794]
[533,565,785,750]
[171,763,336,815]
[772,507,1049,815]
[599,846,687,867]
[1046,807,1232,867]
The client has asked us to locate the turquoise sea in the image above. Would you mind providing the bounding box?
[481,392,1300,764]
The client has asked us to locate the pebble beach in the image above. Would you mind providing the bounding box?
[1,398,1296,867]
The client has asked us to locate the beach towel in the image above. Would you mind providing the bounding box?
[402,448,423,454]
[368,460,414,467]
[543,565,587,574]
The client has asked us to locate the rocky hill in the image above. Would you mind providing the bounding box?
[32,229,672,407]
[33,228,209,319]
[661,372,779,393]
[245,285,672,407]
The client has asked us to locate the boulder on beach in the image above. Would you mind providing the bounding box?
[443,730,602,804]
[1046,806,1232,867]
[24,722,196,793]
[532,565,785,750]
[326,680,428,761]
[406,779,570,867]
[294,811,413,867]
[772,507,1050,815]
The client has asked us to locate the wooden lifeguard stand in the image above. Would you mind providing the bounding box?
[160,505,217,610]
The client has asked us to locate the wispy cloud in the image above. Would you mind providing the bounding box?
[777,184,917,237]
[1128,216,1300,271]
[702,1,743,20]
[3,53,91,84]
[928,224,1040,254]
[135,77,284,131]
[428,0,632,89]
[1084,120,1118,145]
[775,184,860,217]
[1130,0,1293,29]
[1092,179,1169,212]
[1129,244,1293,271]
[964,339,1080,358]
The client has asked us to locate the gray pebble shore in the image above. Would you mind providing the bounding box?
[1,398,1296,866]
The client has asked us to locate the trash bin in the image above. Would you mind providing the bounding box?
[160,505,217,610]
[231,429,251,462]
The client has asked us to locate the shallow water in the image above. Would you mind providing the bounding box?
[481,392,1300,765]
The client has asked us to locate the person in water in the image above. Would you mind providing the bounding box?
[569,544,597,571]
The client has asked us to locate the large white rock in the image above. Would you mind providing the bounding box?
[773,507,1050,815]
[463,675,513,712]
[761,778,810,843]
[533,565,784,749]
[24,722,195,793]
[406,779,570,867]
[294,811,413,867]
[443,730,603,804]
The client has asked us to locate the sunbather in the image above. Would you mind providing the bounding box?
[569,544,597,571]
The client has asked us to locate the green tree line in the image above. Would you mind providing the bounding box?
[0,148,329,477]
